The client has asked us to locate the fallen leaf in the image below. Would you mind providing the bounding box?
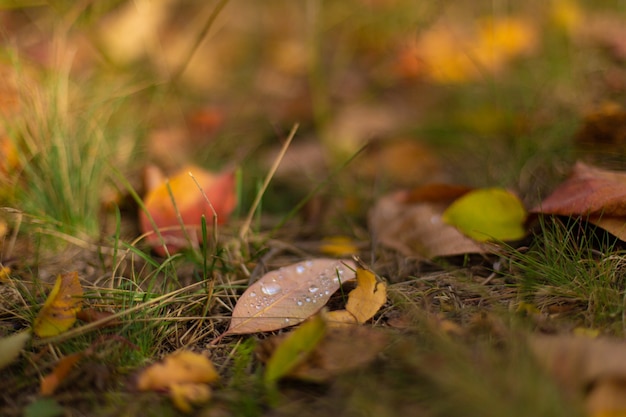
[139,165,237,256]
[258,325,389,383]
[40,353,83,396]
[170,383,212,414]
[75,308,120,328]
[319,236,358,257]
[227,259,356,335]
[530,335,626,416]
[442,188,527,242]
[33,272,83,338]
[369,188,487,259]
[264,313,327,389]
[532,162,626,240]
[344,267,387,323]
[413,15,537,84]
[0,330,30,370]
[137,350,219,391]
[325,309,358,326]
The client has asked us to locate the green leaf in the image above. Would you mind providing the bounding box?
[24,398,65,417]
[442,188,526,242]
[264,313,327,389]
[0,330,31,370]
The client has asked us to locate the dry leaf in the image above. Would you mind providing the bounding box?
[76,308,120,328]
[369,188,486,259]
[137,350,219,391]
[319,236,358,257]
[532,162,626,240]
[258,325,389,383]
[170,383,212,414]
[137,350,218,413]
[344,267,387,323]
[325,309,358,327]
[139,165,237,256]
[227,259,356,335]
[263,313,327,388]
[530,335,626,416]
[40,353,83,396]
[33,272,83,338]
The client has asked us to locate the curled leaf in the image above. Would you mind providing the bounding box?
[344,267,387,323]
[33,272,83,338]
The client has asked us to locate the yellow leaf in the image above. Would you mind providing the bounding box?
[137,350,219,392]
[326,309,358,327]
[319,236,358,257]
[170,383,212,413]
[345,268,387,324]
[442,188,526,242]
[33,272,83,338]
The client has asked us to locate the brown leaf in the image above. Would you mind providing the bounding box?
[40,353,83,396]
[533,162,626,217]
[258,326,389,383]
[76,309,120,328]
[369,190,486,259]
[532,162,626,240]
[530,335,626,415]
[227,259,356,335]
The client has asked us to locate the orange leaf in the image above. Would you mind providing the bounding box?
[227,259,356,335]
[33,272,83,338]
[40,353,83,395]
[139,165,237,256]
[170,382,212,413]
[137,350,219,392]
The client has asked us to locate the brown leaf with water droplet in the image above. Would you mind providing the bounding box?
[369,188,486,259]
[226,259,356,335]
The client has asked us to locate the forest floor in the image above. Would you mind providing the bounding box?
[2,1,626,416]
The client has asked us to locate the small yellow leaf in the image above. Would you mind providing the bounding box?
[33,272,83,338]
[264,314,327,388]
[442,188,526,242]
[137,350,219,391]
[170,383,212,413]
[319,236,358,257]
[326,309,358,327]
[0,330,30,370]
[345,268,387,324]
